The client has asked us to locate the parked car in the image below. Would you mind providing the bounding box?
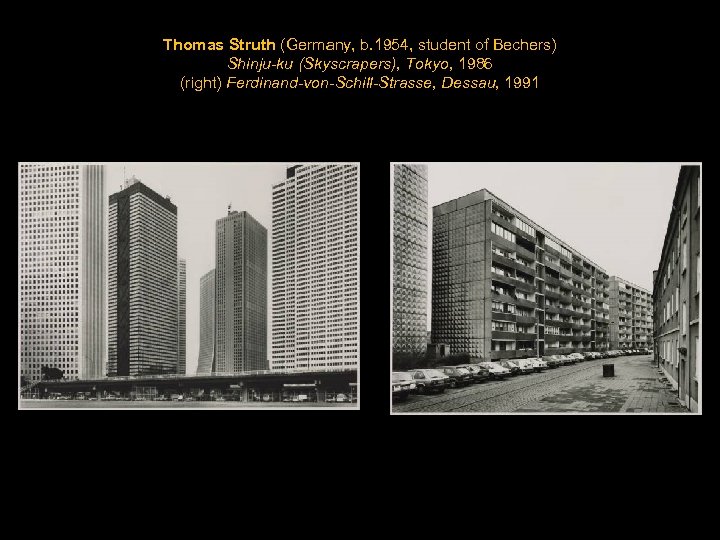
[477,362,511,379]
[438,366,473,388]
[408,369,447,394]
[528,357,548,371]
[392,371,416,402]
[497,360,522,376]
[511,359,536,374]
[543,356,561,368]
[457,364,491,382]
[568,353,584,362]
[557,355,574,365]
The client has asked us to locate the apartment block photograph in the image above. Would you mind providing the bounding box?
[391,163,701,414]
[19,162,359,409]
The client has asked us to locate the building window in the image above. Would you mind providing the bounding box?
[492,321,516,332]
[695,335,700,380]
[682,302,687,336]
[514,218,536,238]
[492,340,516,351]
[491,221,515,243]
[696,253,701,294]
[682,238,687,273]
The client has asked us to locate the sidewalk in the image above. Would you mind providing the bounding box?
[515,355,689,413]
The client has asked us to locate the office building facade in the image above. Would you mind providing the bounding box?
[653,165,701,412]
[178,258,186,375]
[19,163,106,382]
[609,277,653,350]
[196,269,216,374]
[432,188,610,360]
[392,164,428,358]
[108,178,178,376]
[215,210,267,372]
[271,164,359,370]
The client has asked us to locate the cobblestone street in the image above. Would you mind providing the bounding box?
[394,354,688,413]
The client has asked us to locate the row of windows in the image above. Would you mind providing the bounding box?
[491,221,515,243]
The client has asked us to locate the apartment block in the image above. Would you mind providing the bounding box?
[432,188,610,360]
[609,277,653,350]
[653,165,701,412]
[392,164,428,358]
[19,163,106,381]
[271,164,359,371]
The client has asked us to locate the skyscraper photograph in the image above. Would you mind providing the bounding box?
[19,162,359,409]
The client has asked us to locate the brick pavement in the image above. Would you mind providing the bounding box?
[514,355,688,413]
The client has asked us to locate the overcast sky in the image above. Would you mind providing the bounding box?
[425,162,685,328]
[106,163,286,375]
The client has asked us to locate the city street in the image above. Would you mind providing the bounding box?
[394,354,687,413]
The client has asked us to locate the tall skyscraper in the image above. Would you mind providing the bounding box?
[178,258,186,375]
[215,210,267,372]
[393,164,428,358]
[19,163,106,382]
[271,164,360,371]
[196,268,216,374]
[108,177,178,376]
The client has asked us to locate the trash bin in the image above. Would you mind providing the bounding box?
[603,364,614,377]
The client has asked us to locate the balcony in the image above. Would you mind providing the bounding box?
[545,274,562,286]
[491,311,516,322]
[544,289,562,301]
[515,279,536,293]
[516,314,536,325]
[491,291,516,305]
[515,297,536,309]
[559,266,573,279]
[491,251,527,274]
[515,244,536,262]
[491,272,519,288]
[551,320,573,329]
[544,243,561,258]
[492,330,517,340]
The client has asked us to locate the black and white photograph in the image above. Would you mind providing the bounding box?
[19,162,359,409]
[392,163,701,414]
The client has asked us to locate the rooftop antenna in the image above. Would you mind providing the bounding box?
[228,203,232,215]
